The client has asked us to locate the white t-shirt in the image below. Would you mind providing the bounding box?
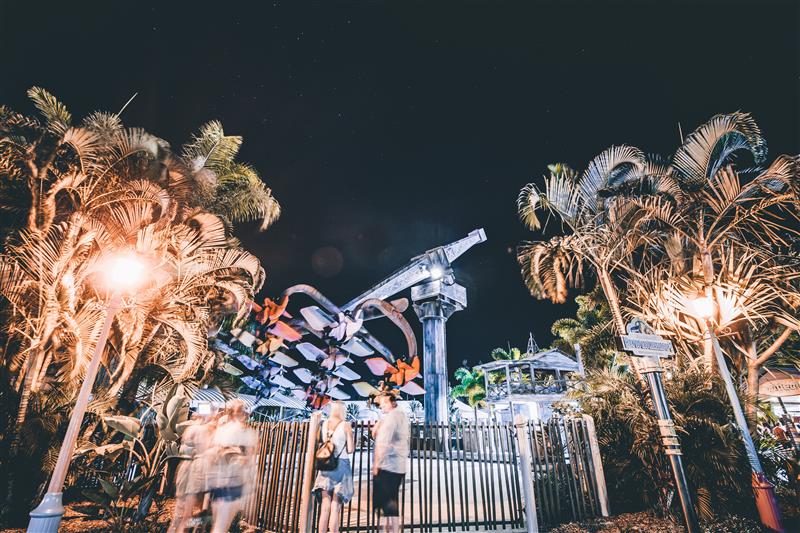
[322,419,351,461]
[375,408,410,474]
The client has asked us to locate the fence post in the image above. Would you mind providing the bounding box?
[298,412,322,533]
[582,415,609,517]
[513,414,538,533]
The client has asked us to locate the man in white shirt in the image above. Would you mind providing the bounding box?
[372,392,410,533]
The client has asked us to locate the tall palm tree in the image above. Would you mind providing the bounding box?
[618,113,800,410]
[0,88,278,440]
[517,112,800,395]
[517,150,657,335]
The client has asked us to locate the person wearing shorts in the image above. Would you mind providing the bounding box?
[372,393,410,533]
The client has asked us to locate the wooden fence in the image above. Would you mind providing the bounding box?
[244,416,608,532]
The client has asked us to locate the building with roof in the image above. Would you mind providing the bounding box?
[473,347,583,422]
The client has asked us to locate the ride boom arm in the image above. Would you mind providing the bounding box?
[342,228,486,312]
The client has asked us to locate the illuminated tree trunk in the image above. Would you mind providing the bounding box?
[596,267,625,334]
[744,326,794,426]
[596,267,643,381]
[10,370,35,454]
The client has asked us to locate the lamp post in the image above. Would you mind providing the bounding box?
[620,319,699,533]
[691,296,784,532]
[28,254,146,533]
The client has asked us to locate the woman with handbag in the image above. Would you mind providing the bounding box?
[313,401,355,533]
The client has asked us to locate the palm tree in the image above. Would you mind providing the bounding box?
[517,150,659,337]
[550,286,619,370]
[450,367,486,419]
[617,113,800,412]
[518,112,800,403]
[489,346,524,361]
[0,88,278,443]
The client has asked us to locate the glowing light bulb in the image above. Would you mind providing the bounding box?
[429,266,444,280]
[691,296,716,320]
[105,254,146,291]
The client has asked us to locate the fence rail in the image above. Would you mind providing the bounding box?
[245,416,607,533]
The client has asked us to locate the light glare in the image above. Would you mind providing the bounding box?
[691,296,716,320]
[429,266,444,280]
[105,254,146,290]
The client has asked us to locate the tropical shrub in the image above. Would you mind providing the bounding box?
[574,364,769,522]
[78,384,190,525]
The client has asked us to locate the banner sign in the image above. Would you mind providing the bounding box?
[619,318,675,358]
[620,334,675,358]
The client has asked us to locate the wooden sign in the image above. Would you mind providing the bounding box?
[760,378,800,398]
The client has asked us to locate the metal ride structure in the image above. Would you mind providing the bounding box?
[220,229,486,413]
[338,228,487,422]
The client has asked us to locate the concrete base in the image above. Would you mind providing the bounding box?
[28,492,64,533]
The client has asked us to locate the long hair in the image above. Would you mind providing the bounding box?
[328,401,346,420]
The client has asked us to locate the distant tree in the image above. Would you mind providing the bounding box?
[550,286,619,370]
[450,367,486,420]
[345,402,361,422]
[490,346,523,361]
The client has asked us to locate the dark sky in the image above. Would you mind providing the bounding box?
[2,1,798,375]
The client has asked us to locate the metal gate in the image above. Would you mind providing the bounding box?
[245,416,607,532]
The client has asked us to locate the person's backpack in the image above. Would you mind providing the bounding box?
[315,420,345,471]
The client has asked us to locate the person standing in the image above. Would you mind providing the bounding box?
[207,399,257,533]
[372,392,410,533]
[169,413,214,533]
[312,401,355,533]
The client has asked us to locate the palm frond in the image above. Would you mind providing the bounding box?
[182,120,242,172]
[672,112,766,188]
[579,145,646,212]
[27,86,71,135]
[518,236,584,304]
[214,162,281,230]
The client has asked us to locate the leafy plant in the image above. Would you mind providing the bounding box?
[573,364,760,522]
[450,367,486,409]
[83,475,168,533]
[77,384,190,525]
[550,285,620,370]
[0,88,277,522]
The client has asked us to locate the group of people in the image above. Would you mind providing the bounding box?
[313,392,410,533]
[167,392,410,533]
[169,399,258,533]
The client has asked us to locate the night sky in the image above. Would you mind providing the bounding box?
[2,1,798,375]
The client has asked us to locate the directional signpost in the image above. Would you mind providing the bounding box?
[620,319,699,533]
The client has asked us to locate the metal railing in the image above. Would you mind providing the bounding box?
[245,416,607,532]
[485,380,570,401]
[244,420,311,533]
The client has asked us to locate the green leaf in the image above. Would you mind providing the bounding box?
[104,415,142,439]
[27,86,71,134]
[82,489,110,507]
[99,478,119,499]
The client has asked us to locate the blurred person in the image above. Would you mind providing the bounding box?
[169,412,214,533]
[313,401,355,533]
[208,399,257,533]
[372,392,409,533]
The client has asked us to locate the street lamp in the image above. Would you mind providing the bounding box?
[691,295,784,532]
[28,252,147,533]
